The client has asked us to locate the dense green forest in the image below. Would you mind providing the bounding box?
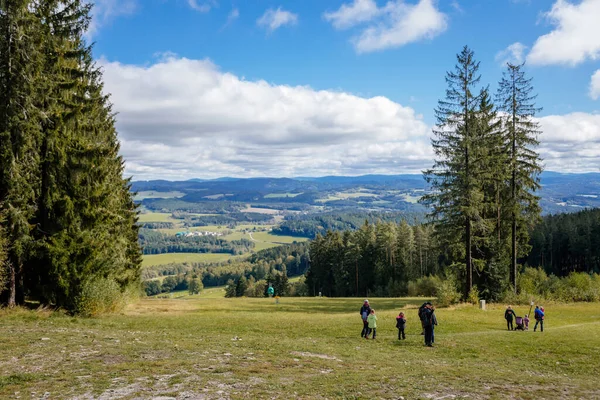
[528,208,600,276]
[0,1,141,313]
[139,228,254,255]
[272,211,424,238]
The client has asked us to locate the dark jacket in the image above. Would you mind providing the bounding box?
[423,308,437,327]
[360,305,371,320]
[396,317,406,329]
[505,309,516,321]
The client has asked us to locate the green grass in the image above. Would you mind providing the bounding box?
[1,300,598,398]
[142,252,238,267]
[137,212,177,223]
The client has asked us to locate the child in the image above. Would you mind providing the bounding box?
[524,314,530,331]
[396,312,406,340]
[366,309,377,339]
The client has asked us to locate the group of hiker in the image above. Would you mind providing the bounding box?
[504,304,545,332]
[359,300,438,346]
[359,300,546,345]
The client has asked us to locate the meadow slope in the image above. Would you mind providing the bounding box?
[1,299,599,399]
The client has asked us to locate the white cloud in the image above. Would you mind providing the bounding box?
[538,113,600,172]
[187,0,215,13]
[257,7,298,32]
[100,56,432,180]
[527,0,600,66]
[590,70,600,100]
[495,42,527,66]
[87,0,137,39]
[323,0,380,29]
[324,0,448,54]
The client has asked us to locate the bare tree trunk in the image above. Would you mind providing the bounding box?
[7,262,16,308]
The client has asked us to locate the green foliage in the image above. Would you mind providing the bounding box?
[509,267,600,303]
[467,285,479,305]
[75,277,127,317]
[0,1,141,310]
[435,276,462,307]
[224,279,236,298]
[143,280,162,296]
[188,277,203,295]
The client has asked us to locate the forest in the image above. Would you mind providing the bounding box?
[139,228,255,255]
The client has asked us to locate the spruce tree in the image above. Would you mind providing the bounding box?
[496,63,543,292]
[0,0,44,306]
[421,46,485,297]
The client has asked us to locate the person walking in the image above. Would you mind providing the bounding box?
[360,300,371,338]
[505,305,517,331]
[366,309,378,339]
[396,312,407,340]
[534,305,545,332]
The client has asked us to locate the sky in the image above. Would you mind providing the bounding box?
[89,0,600,180]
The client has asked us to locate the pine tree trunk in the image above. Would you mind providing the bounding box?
[7,262,16,308]
[466,218,472,298]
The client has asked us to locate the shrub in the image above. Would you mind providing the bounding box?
[407,276,438,297]
[75,277,127,317]
[467,285,479,305]
[435,276,461,307]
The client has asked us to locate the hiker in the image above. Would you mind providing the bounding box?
[423,303,437,347]
[418,301,431,335]
[505,305,517,331]
[366,309,377,339]
[524,314,530,330]
[534,306,545,332]
[396,312,406,340]
[360,300,371,338]
[430,304,438,344]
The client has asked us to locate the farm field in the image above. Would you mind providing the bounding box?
[138,212,180,223]
[142,252,238,267]
[1,299,599,399]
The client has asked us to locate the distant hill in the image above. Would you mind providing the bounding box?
[131,172,600,215]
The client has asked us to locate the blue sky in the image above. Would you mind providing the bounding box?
[90,0,600,180]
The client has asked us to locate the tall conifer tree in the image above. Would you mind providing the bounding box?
[496,63,543,292]
[0,0,43,306]
[422,46,485,297]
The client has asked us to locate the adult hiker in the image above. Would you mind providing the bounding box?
[360,299,371,338]
[534,305,545,332]
[418,301,431,335]
[423,303,437,347]
[505,305,517,331]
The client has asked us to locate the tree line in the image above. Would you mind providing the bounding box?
[0,1,141,312]
[139,228,254,255]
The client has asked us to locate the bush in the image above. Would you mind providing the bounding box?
[435,276,461,307]
[75,277,127,317]
[467,285,479,305]
[407,276,438,297]
[289,277,309,297]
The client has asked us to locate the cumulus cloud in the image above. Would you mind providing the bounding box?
[538,113,600,172]
[257,7,298,32]
[324,0,448,53]
[323,0,380,29]
[590,70,600,100]
[99,56,432,180]
[495,42,527,66]
[86,0,137,39]
[527,0,600,66]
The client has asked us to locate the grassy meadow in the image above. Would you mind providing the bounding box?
[1,298,599,399]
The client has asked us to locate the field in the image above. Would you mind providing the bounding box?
[142,253,239,267]
[1,299,599,399]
